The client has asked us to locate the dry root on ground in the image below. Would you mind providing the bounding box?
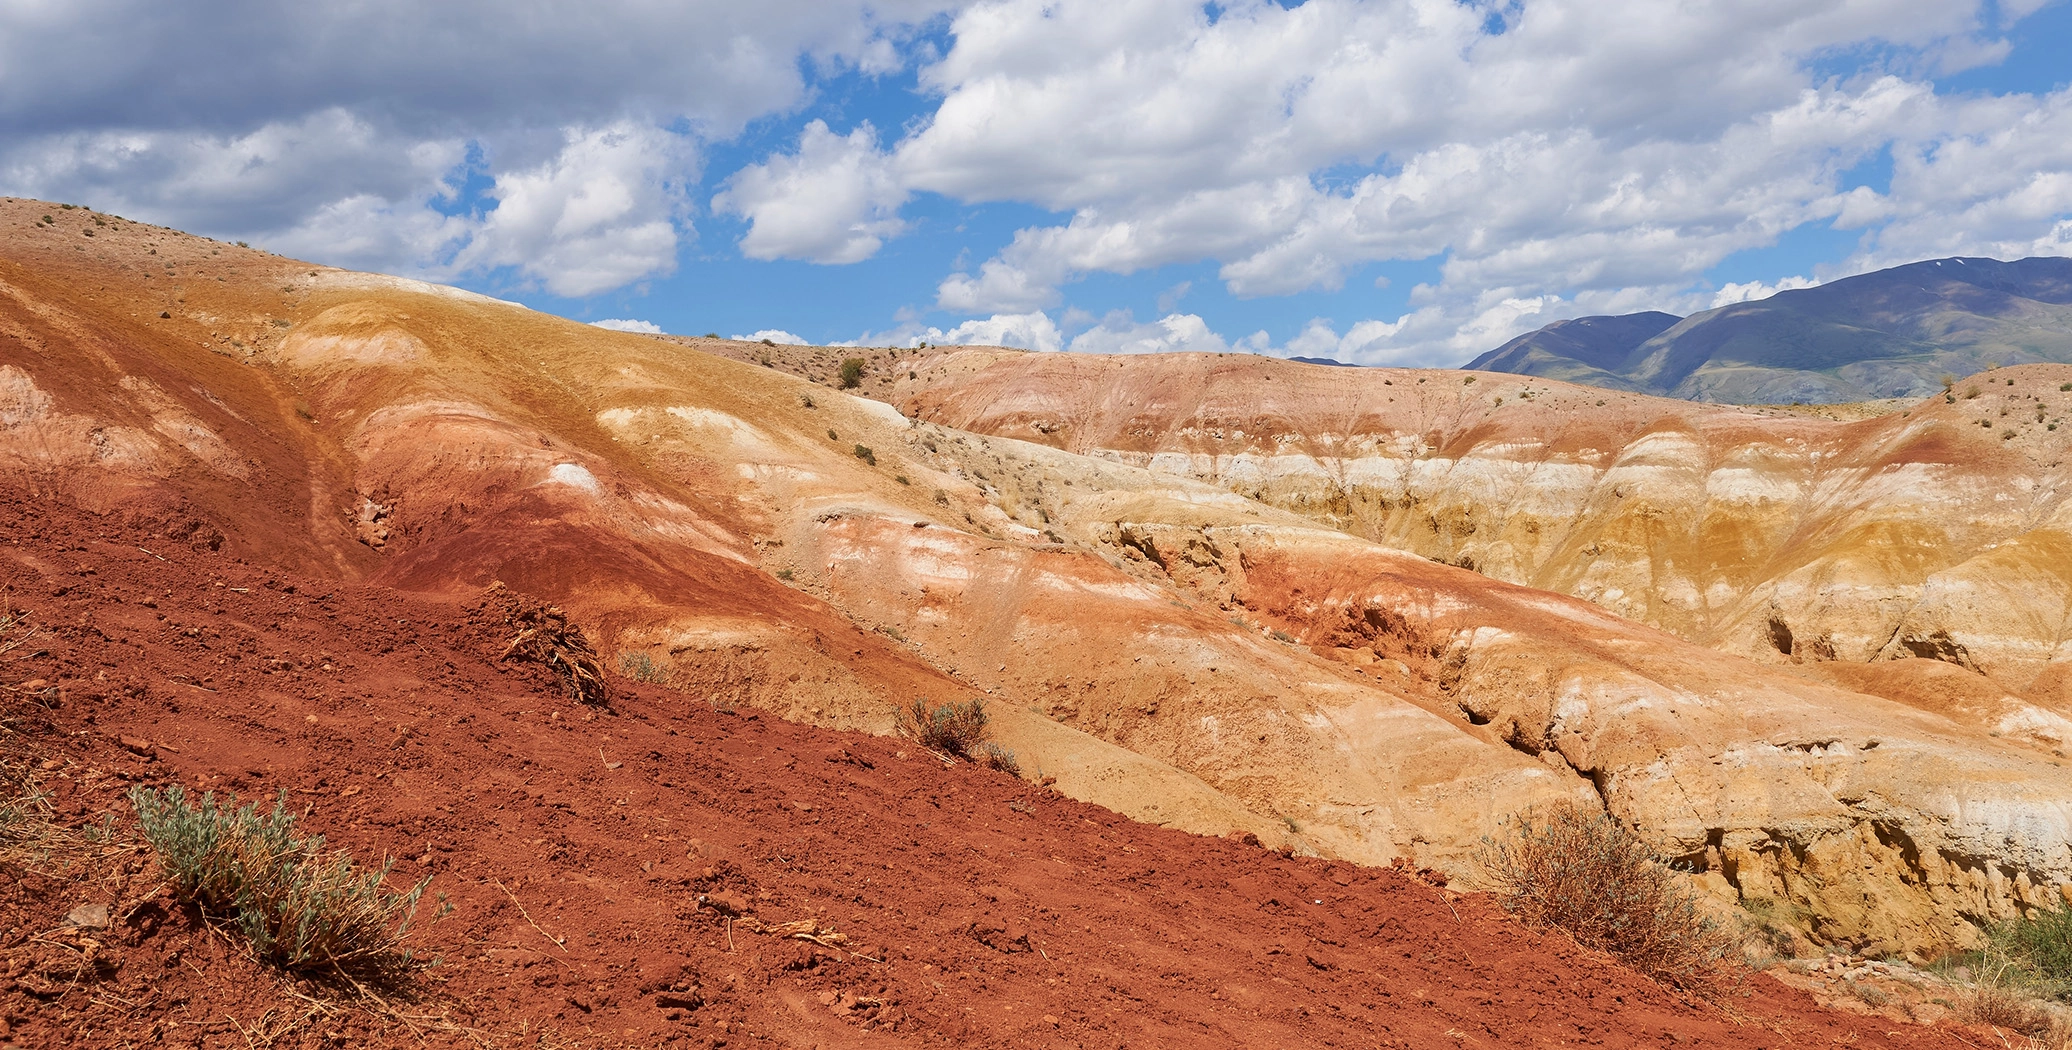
[486,587,610,706]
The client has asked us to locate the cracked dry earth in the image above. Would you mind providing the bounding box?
[0,498,1989,1050]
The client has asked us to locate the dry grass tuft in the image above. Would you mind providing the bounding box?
[1476,801,1741,998]
[1955,940,2072,1044]
[0,693,60,862]
[1961,981,2057,1036]
[0,598,73,866]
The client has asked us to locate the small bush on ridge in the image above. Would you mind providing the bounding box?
[130,786,429,975]
[974,741,1021,776]
[895,698,1017,775]
[1476,801,1739,997]
[896,697,990,755]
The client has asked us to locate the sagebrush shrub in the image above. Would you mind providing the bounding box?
[1476,801,1739,997]
[130,786,428,974]
[895,697,989,754]
[895,698,1016,776]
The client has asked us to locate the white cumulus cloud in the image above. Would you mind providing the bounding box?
[709,0,2071,364]
[1711,276,1820,309]
[1066,312,1266,355]
[591,318,664,333]
[846,312,1064,352]
[9,0,2071,357]
[715,120,909,264]
[733,329,810,344]
[443,123,689,297]
[0,1,966,295]
[938,312,1064,352]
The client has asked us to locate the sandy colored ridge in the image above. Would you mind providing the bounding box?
[0,197,2067,972]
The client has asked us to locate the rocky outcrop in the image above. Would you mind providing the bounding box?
[1060,516,2072,958]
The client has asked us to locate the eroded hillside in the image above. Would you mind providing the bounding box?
[3,199,2069,960]
[852,345,2072,722]
[699,339,2072,953]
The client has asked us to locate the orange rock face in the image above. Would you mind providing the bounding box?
[4,199,2069,958]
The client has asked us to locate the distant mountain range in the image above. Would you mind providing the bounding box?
[1466,256,2072,403]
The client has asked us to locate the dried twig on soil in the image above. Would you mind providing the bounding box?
[494,880,566,953]
[739,917,849,948]
[1,666,119,875]
[0,591,36,661]
[735,915,882,959]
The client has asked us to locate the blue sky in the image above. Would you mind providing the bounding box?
[5,0,2071,364]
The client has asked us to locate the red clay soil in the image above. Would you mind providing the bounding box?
[0,498,1982,1050]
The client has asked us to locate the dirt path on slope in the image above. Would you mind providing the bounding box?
[0,497,1989,1049]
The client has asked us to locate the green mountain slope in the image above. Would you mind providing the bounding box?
[1468,256,2072,403]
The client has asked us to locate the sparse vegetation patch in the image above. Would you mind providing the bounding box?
[894,698,1018,775]
[618,650,671,684]
[1476,801,1740,998]
[1990,906,2072,1001]
[128,786,429,975]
